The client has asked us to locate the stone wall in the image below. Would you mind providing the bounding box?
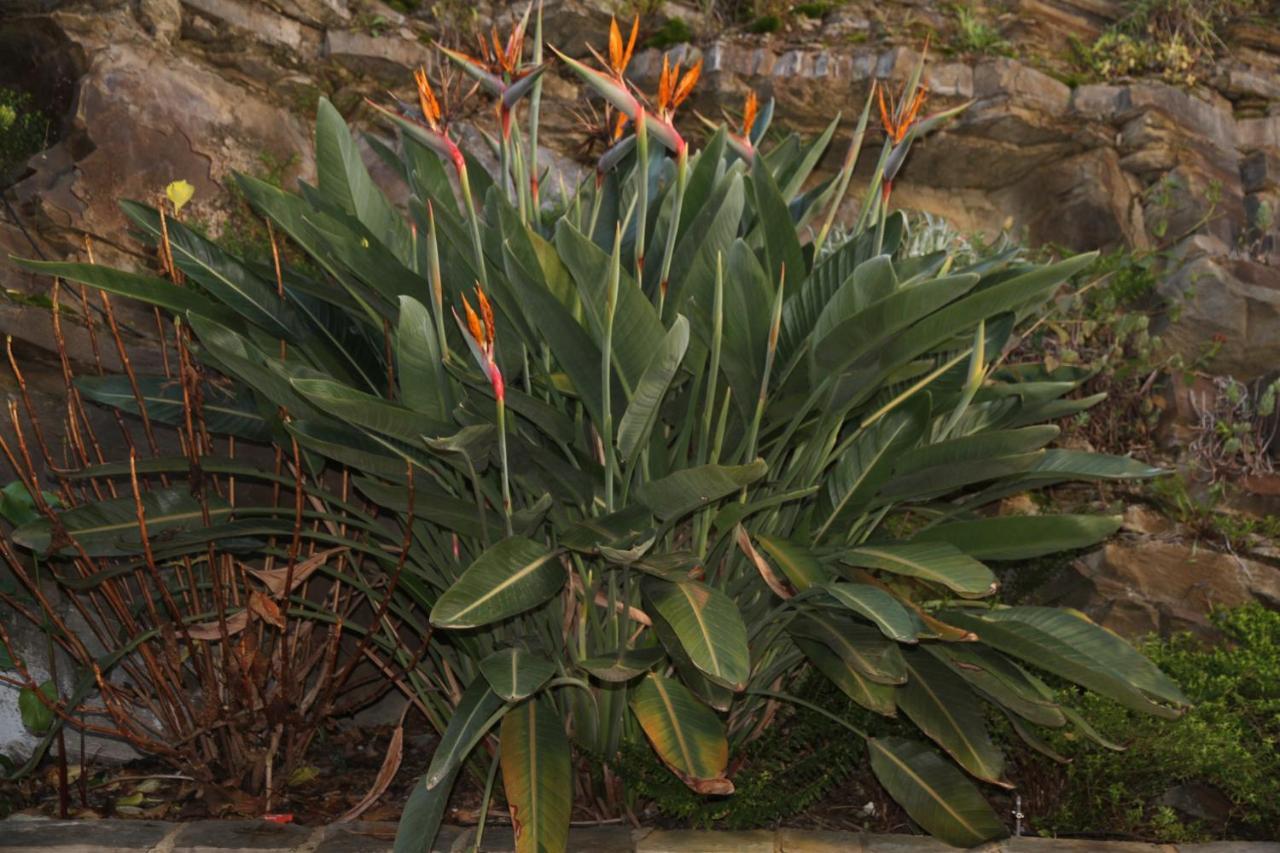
[2,1,1278,393]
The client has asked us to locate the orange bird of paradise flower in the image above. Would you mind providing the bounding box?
[458,286,503,401]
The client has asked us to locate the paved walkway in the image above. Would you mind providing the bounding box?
[0,817,1276,852]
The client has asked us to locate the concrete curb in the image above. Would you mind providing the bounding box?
[0,818,1276,852]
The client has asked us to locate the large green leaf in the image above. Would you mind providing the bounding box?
[120,201,301,340]
[839,543,997,598]
[817,404,925,540]
[76,374,272,443]
[750,154,805,294]
[555,220,665,389]
[617,316,690,465]
[867,737,1007,847]
[578,646,666,682]
[642,578,750,690]
[942,606,1187,713]
[12,488,232,557]
[395,295,449,420]
[630,673,733,794]
[897,647,1008,785]
[500,697,572,853]
[925,644,1065,728]
[892,426,1059,475]
[793,634,897,716]
[480,648,557,702]
[824,583,918,643]
[560,505,654,554]
[290,376,450,442]
[394,766,456,853]
[812,270,981,377]
[315,97,412,265]
[756,535,830,592]
[12,258,229,320]
[423,678,505,789]
[431,537,564,629]
[870,253,1097,374]
[788,612,905,684]
[913,514,1122,561]
[638,460,768,521]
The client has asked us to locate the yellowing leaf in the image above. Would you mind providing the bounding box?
[288,765,320,786]
[165,179,195,212]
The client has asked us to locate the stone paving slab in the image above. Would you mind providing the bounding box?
[0,817,1276,852]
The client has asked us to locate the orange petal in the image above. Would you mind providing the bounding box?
[672,58,702,110]
[415,67,442,127]
[623,16,640,72]
[609,17,623,75]
[742,91,758,136]
[461,294,486,349]
[475,285,496,346]
[658,54,674,113]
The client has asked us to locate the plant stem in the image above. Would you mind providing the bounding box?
[587,173,605,240]
[813,86,875,257]
[741,275,785,474]
[634,109,649,288]
[656,145,688,318]
[528,0,545,217]
[458,163,488,288]
[496,396,513,537]
[601,225,622,512]
[471,743,502,853]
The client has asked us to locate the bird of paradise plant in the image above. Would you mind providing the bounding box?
[10,17,1186,853]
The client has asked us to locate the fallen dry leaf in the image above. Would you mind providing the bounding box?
[249,590,286,630]
[734,524,793,599]
[186,610,249,641]
[249,547,347,597]
[337,725,404,822]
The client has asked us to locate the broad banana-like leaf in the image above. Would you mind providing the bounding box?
[867,737,1007,847]
[788,612,905,684]
[578,646,666,682]
[941,607,1187,715]
[838,543,997,598]
[630,674,733,795]
[555,221,665,389]
[897,648,1009,786]
[893,426,1060,474]
[817,404,925,540]
[642,578,750,690]
[315,97,412,264]
[793,634,897,716]
[431,537,564,629]
[756,535,830,591]
[480,648,557,702]
[423,678,505,790]
[395,295,450,420]
[76,374,272,443]
[637,460,768,521]
[560,505,653,553]
[824,583,917,643]
[750,154,805,294]
[13,488,232,557]
[617,316,690,465]
[12,258,230,321]
[913,514,1122,561]
[500,696,572,853]
[120,201,302,341]
[925,644,1065,728]
[290,376,451,442]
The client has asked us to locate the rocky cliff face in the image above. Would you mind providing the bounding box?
[2,0,1278,391]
